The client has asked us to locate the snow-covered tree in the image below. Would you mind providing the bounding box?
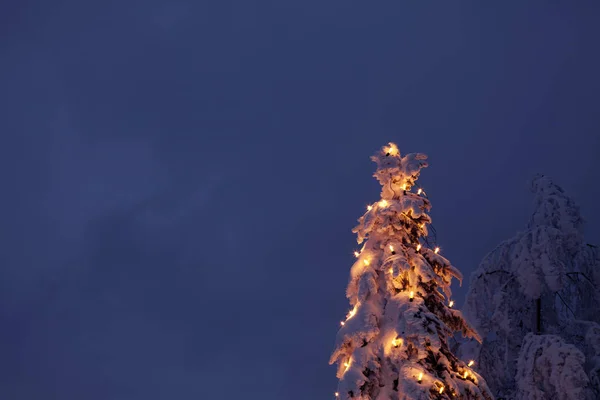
[330,143,493,400]
[462,174,600,399]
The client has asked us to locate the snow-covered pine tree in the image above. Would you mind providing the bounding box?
[462,174,600,399]
[330,143,493,400]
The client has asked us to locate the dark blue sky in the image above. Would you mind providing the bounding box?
[1,1,599,399]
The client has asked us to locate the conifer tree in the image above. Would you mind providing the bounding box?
[330,143,493,400]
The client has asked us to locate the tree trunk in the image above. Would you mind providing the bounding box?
[535,298,541,334]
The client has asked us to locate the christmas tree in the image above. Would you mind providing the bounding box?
[330,143,493,400]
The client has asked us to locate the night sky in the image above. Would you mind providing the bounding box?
[1,1,599,399]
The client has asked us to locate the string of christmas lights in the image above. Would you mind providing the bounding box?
[336,184,477,397]
[330,143,492,399]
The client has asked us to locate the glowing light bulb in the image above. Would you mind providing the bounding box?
[367,205,373,211]
[354,251,360,258]
[401,184,406,191]
[389,245,394,252]
[389,267,393,274]
[340,321,345,326]
[386,145,398,156]
[379,199,388,207]
[363,259,370,266]
[335,393,339,397]
[409,291,415,302]
[439,386,444,394]
[416,244,421,251]
[417,188,422,195]
[449,300,454,308]
[391,338,402,348]
[468,360,475,367]
[434,247,440,254]
[463,371,468,379]
[344,358,352,371]
[417,372,423,383]
[346,304,359,320]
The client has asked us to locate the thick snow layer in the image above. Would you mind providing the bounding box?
[529,174,584,253]
[516,333,593,400]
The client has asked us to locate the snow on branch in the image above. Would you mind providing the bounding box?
[516,333,593,400]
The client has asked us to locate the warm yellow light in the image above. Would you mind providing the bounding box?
[389,245,394,252]
[379,199,388,207]
[468,360,475,367]
[335,392,339,397]
[367,205,373,211]
[354,251,360,258]
[417,372,423,383]
[386,145,398,156]
[391,338,402,348]
[401,184,407,191]
[434,247,440,254]
[363,259,370,266]
[346,304,359,320]
[463,371,468,379]
[344,358,352,371]
[340,321,345,326]
[416,244,421,251]
[417,188,422,195]
[449,300,454,308]
[439,386,444,394]
[409,291,415,301]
